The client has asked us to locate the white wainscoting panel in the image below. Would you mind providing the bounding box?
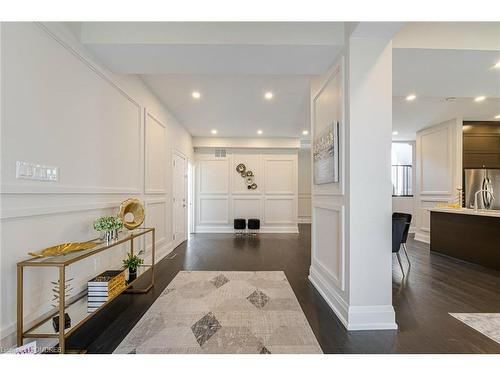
[145,112,167,194]
[264,197,295,225]
[264,157,295,195]
[199,159,229,194]
[2,23,143,194]
[420,125,452,196]
[311,203,345,291]
[414,118,461,243]
[232,196,262,220]
[195,150,298,233]
[298,193,312,223]
[199,196,230,224]
[144,199,167,250]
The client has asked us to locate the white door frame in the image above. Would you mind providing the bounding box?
[188,159,195,234]
[172,149,188,247]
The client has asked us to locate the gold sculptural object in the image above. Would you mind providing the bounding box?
[118,198,145,230]
[28,241,99,258]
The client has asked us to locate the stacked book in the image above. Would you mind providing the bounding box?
[87,270,126,313]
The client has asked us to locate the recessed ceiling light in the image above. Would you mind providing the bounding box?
[405,94,416,101]
[257,130,263,135]
[495,114,500,119]
[211,129,217,135]
[493,61,500,69]
[392,131,399,136]
[302,130,309,136]
[192,91,201,99]
[264,92,273,100]
[474,96,486,102]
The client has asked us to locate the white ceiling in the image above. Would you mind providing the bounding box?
[393,96,500,140]
[76,22,344,138]
[72,22,500,141]
[81,22,344,75]
[393,48,500,98]
[142,74,311,138]
[392,22,500,140]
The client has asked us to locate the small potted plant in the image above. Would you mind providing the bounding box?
[93,216,123,242]
[122,250,144,282]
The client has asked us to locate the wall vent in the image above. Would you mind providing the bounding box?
[214,148,227,158]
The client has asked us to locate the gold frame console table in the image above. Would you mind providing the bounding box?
[17,228,155,354]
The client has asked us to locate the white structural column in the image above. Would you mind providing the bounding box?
[309,24,398,331]
[347,35,396,330]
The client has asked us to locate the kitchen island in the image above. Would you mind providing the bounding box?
[429,208,500,270]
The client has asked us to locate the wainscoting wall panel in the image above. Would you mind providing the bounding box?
[145,112,167,194]
[195,149,298,233]
[414,118,462,243]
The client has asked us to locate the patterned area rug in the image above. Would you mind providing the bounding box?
[450,313,500,344]
[114,271,322,354]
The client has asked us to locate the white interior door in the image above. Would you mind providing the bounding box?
[173,151,187,244]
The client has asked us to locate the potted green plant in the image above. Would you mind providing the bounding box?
[122,250,144,282]
[93,216,123,242]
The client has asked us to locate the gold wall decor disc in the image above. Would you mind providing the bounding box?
[118,198,145,230]
[245,176,255,185]
[246,170,254,177]
[236,163,246,173]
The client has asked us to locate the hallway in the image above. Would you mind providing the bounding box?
[74,225,500,354]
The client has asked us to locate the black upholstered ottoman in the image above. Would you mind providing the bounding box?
[234,218,246,234]
[248,218,260,234]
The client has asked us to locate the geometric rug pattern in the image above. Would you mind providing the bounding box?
[450,313,500,345]
[114,271,323,354]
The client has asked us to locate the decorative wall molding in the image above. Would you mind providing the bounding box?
[195,151,298,233]
[311,202,345,291]
[198,196,230,225]
[144,198,167,247]
[198,159,230,194]
[36,23,142,109]
[144,111,167,195]
[415,119,461,243]
[0,184,142,195]
[311,57,345,197]
[263,196,296,225]
[418,125,453,196]
[0,200,124,220]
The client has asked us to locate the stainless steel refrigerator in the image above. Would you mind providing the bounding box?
[464,169,500,209]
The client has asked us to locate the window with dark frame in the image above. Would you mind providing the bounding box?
[391,143,413,197]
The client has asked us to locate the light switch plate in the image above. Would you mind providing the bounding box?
[16,161,59,182]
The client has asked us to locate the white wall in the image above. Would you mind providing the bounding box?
[195,148,298,233]
[414,118,463,243]
[0,22,193,346]
[309,26,396,330]
[298,149,311,223]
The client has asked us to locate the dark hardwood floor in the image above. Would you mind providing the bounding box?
[68,224,500,354]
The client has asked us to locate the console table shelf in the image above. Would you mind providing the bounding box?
[17,227,155,353]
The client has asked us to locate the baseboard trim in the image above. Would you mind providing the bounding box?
[309,266,398,331]
[194,226,299,234]
[347,305,398,331]
[414,232,430,244]
[308,267,349,328]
